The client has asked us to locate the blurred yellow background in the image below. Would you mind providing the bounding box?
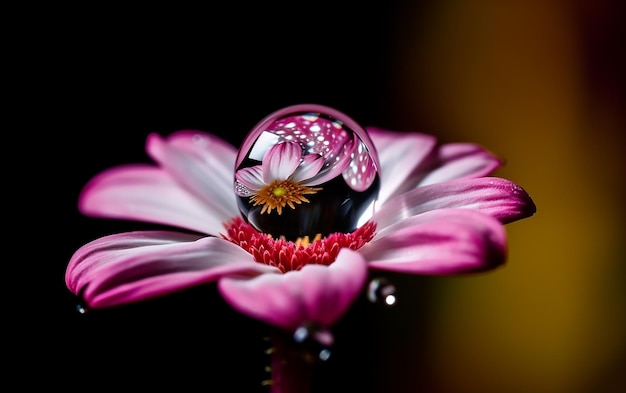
[383,1,625,392]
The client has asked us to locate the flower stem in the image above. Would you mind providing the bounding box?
[266,329,314,393]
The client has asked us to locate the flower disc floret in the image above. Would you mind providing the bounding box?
[222,217,377,272]
[250,179,322,215]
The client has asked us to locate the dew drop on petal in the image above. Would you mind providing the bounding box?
[234,104,381,240]
[367,277,397,306]
[76,303,88,314]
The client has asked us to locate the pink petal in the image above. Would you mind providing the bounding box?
[146,131,240,219]
[361,209,507,274]
[305,143,353,186]
[166,130,238,165]
[79,165,229,236]
[66,231,280,308]
[373,177,536,230]
[341,138,379,192]
[291,154,324,183]
[367,127,437,205]
[263,142,302,182]
[235,166,265,192]
[218,248,368,330]
[418,143,503,186]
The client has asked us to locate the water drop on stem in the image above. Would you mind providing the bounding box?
[367,277,397,306]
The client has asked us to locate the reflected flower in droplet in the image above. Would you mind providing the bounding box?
[234,141,325,216]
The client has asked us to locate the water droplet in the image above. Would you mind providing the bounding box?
[367,277,397,306]
[319,348,332,362]
[76,304,88,314]
[234,104,380,240]
[293,323,334,362]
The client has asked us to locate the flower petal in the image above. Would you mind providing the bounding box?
[417,143,503,186]
[291,153,324,183]
[367,127,437,205]
[372,177,536,230]
[218,248,368,330]
[235,166,265,192]
[79,165,229,236]
[263,142,302,182]
[361,209,507,274]
[66,231,280,308]
[146,131,240,219]
[306,142,353,186]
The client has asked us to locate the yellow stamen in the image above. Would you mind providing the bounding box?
[295,236,310,247]
[250,179,322,215]
[272,187,286,197]
[294,233,322,247]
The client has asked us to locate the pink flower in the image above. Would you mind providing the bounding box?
[66,104,535,334]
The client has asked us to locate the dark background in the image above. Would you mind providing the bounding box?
[14,1,625,392]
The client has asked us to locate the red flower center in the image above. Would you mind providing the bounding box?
[222,217,376,273]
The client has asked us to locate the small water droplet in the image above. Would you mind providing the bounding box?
[76,304,88,314]
[367,277,397,306]
[293,323,334,363]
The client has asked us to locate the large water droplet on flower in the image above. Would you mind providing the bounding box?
[367,277,397,306]
[234,104,380,240]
